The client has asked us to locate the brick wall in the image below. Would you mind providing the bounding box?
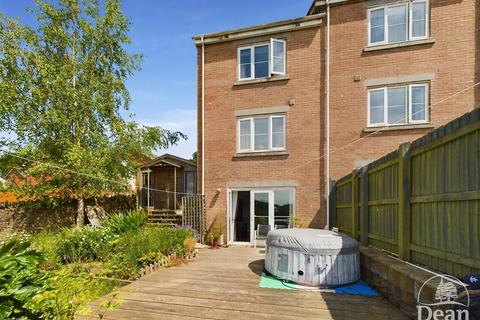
[328,0,479,179]
[197,26,326,237]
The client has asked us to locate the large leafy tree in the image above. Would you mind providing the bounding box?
[0,0,185,224]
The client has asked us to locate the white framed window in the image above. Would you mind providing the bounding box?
[238,39,286,81]
[368,84,428,127]
[237,115,286,153]
[271,39,286,75]
[409,84,428,123]
[410,0,429,40]
[368,0,428,46]
[239,119,251,150]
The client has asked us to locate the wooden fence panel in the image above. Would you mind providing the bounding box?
[334,175,353,237]
[367,159,399,255]
[332,108,480,278]
[409,123,480,276]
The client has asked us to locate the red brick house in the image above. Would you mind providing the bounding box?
[193,0,479,245]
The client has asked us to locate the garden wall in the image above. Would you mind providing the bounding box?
[360,245,438,318]
[0,195,136,239]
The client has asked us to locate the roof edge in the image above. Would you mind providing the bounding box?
[193,14,324,46]
[308,0,360,15]
[141,153,196,169]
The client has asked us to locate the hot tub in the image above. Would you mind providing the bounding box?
[265,228,360,287]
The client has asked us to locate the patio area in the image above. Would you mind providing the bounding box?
[82,247,407,319]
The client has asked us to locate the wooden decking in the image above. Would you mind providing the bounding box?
[82,247,407,319]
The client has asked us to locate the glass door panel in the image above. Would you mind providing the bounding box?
[274,190,294,229]
[253,191,269,231]
[250,189,295,243]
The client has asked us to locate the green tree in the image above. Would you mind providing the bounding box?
[191,151,197,164]
[0,0,185,225]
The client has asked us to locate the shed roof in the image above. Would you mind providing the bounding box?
[140,154,196,170]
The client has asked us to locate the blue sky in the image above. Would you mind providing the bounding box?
[0,0,311,159]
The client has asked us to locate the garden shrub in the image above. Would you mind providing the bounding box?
[105,227,193,278]
[183,237,196,255]
[56,227,117,263]
[1,212,195,318]
[30,231,62,269]
[0,236,50,320]
[103,210,148,234]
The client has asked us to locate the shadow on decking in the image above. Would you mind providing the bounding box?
[248,258,265,276]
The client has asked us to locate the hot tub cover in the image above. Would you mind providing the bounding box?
[266,228,358,255]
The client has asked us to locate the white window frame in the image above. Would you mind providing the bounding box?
[408,83,429,124]
[409,0,429,41]
[237,46,254,81]
[367,0,428,46]
[270,39,286,76]
[367,88,387,127]
[367,83,429,127]
[269,115,286,151]
[387,3,409,43]
[253,117,269,152]
[368,7,387,46]
[238,118,252,151]
[237,115,286,153]
[238,39,286,81]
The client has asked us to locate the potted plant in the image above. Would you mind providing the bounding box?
[211,228,222,249]
[288,216,304,228]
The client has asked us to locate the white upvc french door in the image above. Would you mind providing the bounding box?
[227,188,295,244]
[250,190,275,243]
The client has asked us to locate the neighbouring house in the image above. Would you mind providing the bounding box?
[308,0,480,179]
[137,154,197,212]
[0,167,39,203]
[193,0,479,245]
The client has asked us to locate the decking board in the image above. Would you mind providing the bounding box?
[81,247,407,319]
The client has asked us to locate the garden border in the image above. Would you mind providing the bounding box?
[137,249,199,279]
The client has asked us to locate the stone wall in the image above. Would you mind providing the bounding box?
[0,195,136,239]
[360,245,446,318]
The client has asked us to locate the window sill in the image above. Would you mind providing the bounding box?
[234,76,290,86]
[233,150,289,158]
[363,123,434,132]
[363,38,435,53]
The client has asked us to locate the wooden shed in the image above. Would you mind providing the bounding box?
[137,154,196,212]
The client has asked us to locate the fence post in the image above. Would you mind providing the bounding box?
[398,142,411,260]
[359,166,369,246]
[352,169,359,240]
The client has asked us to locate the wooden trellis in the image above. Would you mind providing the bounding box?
[181,195,206,244]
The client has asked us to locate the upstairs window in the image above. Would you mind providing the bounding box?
[238,39,286,81]
[237,115,285,152]
[368,0,428,46]
[368,84,428,127]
